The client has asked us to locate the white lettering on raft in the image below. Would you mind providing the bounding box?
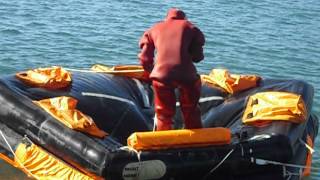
[122,160,166,180]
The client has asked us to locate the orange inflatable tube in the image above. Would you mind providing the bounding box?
[127,127,231,151]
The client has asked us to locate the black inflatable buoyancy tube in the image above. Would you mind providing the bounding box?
[0,70,317,179]
[102,114,317,180]
[203,79,315,146]
[0,72,153,145]
[204,79,314,127]
[0,81,108,176]
[104,134,292,180]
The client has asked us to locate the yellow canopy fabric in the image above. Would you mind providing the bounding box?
[242,91,307,126]
[91,64,149,81]
[34,96,107,138]
[13,142,98,180]
[16,66,72,89]
[201,69,260,94]
[127,128,231,151]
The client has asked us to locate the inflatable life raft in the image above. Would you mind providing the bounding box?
[0,65,318,180]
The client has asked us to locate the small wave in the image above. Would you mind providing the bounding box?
[26,22,47,27]
[0,57,15,62]
[0,29,22,35]
[50,31,74,37]
[21,13,36,18]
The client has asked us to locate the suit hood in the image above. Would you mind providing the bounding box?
[166,8,186,20]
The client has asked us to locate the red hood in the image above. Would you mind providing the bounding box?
[166,8,186,20]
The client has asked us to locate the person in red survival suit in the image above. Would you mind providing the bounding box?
[138,8,205,131]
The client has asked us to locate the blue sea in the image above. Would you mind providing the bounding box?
[0,0,319,179]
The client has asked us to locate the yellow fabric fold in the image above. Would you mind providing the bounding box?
[242,91,307,126]
[91,64,149,80]
[14,143,96,180]
[127,128,231,151]
[16,66,72,89]
[201,69,260,94]
[34,96,108,138]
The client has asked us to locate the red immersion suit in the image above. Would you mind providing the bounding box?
[138,8,205,130]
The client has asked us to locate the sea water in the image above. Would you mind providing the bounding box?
[0,0,319,179]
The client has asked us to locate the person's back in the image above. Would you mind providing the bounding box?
[138,8,205,130]
[150,19,198,83]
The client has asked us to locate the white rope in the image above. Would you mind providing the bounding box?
[119,146,141,160]
[0,130,39,180]
[202,149,234,180]
[198,96,225,103]
[282,166,302,180]
[81,92,135,106]
[254,158,320,171]
[176,96,224,106]
[153,115,157,132]
[255,137,317,172]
